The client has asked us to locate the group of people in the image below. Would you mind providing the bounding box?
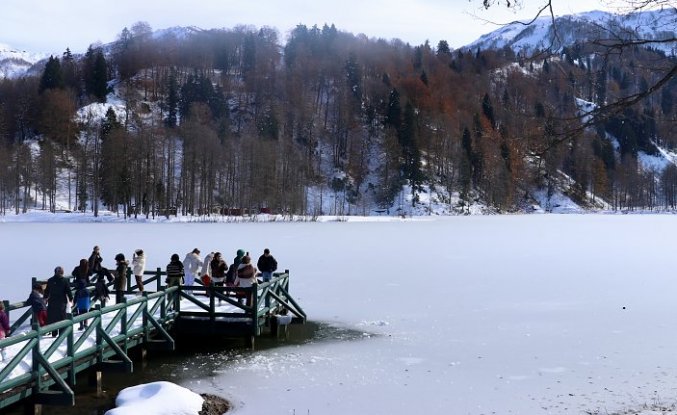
[166,248,279,306]
[20,245,279,336]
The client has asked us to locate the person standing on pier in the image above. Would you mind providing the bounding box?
[74,279,91,330]
[201,251,214,286]
[0,302,10,339]
[132,249,146,292]
[27,283,47,326]
[45,266,73,337]
[257,248,278,283]
[236,256,258,307]
[114,254,129,303]
[183,248,202,286]
[166,254,185,287]
[0,302,9,360]
[233,249,246,269]
[94,274,110,308]
[72,259,90,285]
[88,246,103,276]
[210,252,227,287]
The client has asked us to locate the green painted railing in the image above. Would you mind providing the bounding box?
[0,289,176,409]
[0,268,305,410]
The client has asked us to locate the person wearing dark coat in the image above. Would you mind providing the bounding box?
[256,248,278,283]
[114,253,129,303]
[27,283,47,326]
[94,274,111,308]
[233,249,246,269]
[0,302,10,340]
[166,254,185,287]
[88,246,103,276]
[72,258,90,285]
[210,252,227,287]
[45,266,73,337]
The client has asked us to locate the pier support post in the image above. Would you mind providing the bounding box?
[24,402,42,415]
[88,371,103,397]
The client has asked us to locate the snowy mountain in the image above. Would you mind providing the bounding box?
[0,42,46,79]
[465,9,676,56]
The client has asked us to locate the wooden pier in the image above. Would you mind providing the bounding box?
[0,269,305,413]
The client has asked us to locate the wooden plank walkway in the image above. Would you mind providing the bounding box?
[0,269,305,412]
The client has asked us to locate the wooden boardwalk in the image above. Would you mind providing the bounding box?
[0,269,305,412]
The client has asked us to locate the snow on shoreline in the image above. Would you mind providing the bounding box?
[105,381,204,415]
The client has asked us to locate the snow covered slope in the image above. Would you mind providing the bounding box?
[466,9,676,56]
[0,42,45,79]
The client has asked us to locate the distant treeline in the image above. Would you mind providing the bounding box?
[0,22,675,216]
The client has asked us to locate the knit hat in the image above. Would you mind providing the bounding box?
[115,253,125,261]
[236,249,245,257]
[171,253,180,261]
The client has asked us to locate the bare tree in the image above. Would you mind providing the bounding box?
[477,0,676,149]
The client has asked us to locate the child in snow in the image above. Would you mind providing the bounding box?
[26,283,47,327]
[74,279,91,330]
[94,274,111,308]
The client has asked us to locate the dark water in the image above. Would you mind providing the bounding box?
[1,322,369,415]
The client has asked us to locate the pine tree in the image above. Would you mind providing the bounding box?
[165,70,178,128]
[39,56,63,93]
[436,40,451,57]
[385,89,401,130]
[84,48,108,102]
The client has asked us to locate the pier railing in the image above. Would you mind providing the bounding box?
[0,268,305,410]
[0,290,175,409]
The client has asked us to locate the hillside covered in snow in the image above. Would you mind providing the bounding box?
[0,9,675,218]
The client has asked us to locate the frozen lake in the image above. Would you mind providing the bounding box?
[2,215,677,414]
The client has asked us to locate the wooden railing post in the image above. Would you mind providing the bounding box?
[156,268,162,292]
[126,268,132,292]
[252,283,259,337]
[121,298,128,354]
[66,313,75,386]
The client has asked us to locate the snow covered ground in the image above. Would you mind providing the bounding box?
[2,216,677,414]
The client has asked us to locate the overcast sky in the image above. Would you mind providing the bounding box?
[2,0,618,54]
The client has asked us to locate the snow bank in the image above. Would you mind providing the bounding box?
[105,381,203,415]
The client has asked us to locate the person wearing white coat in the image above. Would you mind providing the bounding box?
[201,251,214,279]
[132,249,146,292]
[183,248,202,286]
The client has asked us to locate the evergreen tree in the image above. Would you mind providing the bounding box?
[39,56,63,93]
[400,102,423,205]
[481,93,496,129]
[345,53,362,103]
[436,40,451,57]
[165,70,179,128]
[84,48,109,102]
[385,88,402,130]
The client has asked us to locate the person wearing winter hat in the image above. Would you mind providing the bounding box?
[233,249,246,269]
[166,253,185,288]
[114,253,128,303]
[183,248,202,286]
[132,249,146,292]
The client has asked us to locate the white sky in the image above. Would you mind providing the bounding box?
[1,0,619,54]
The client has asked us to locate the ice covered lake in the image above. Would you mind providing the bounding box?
[2,215,677,414]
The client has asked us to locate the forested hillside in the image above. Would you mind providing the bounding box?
[0,14,675,218]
